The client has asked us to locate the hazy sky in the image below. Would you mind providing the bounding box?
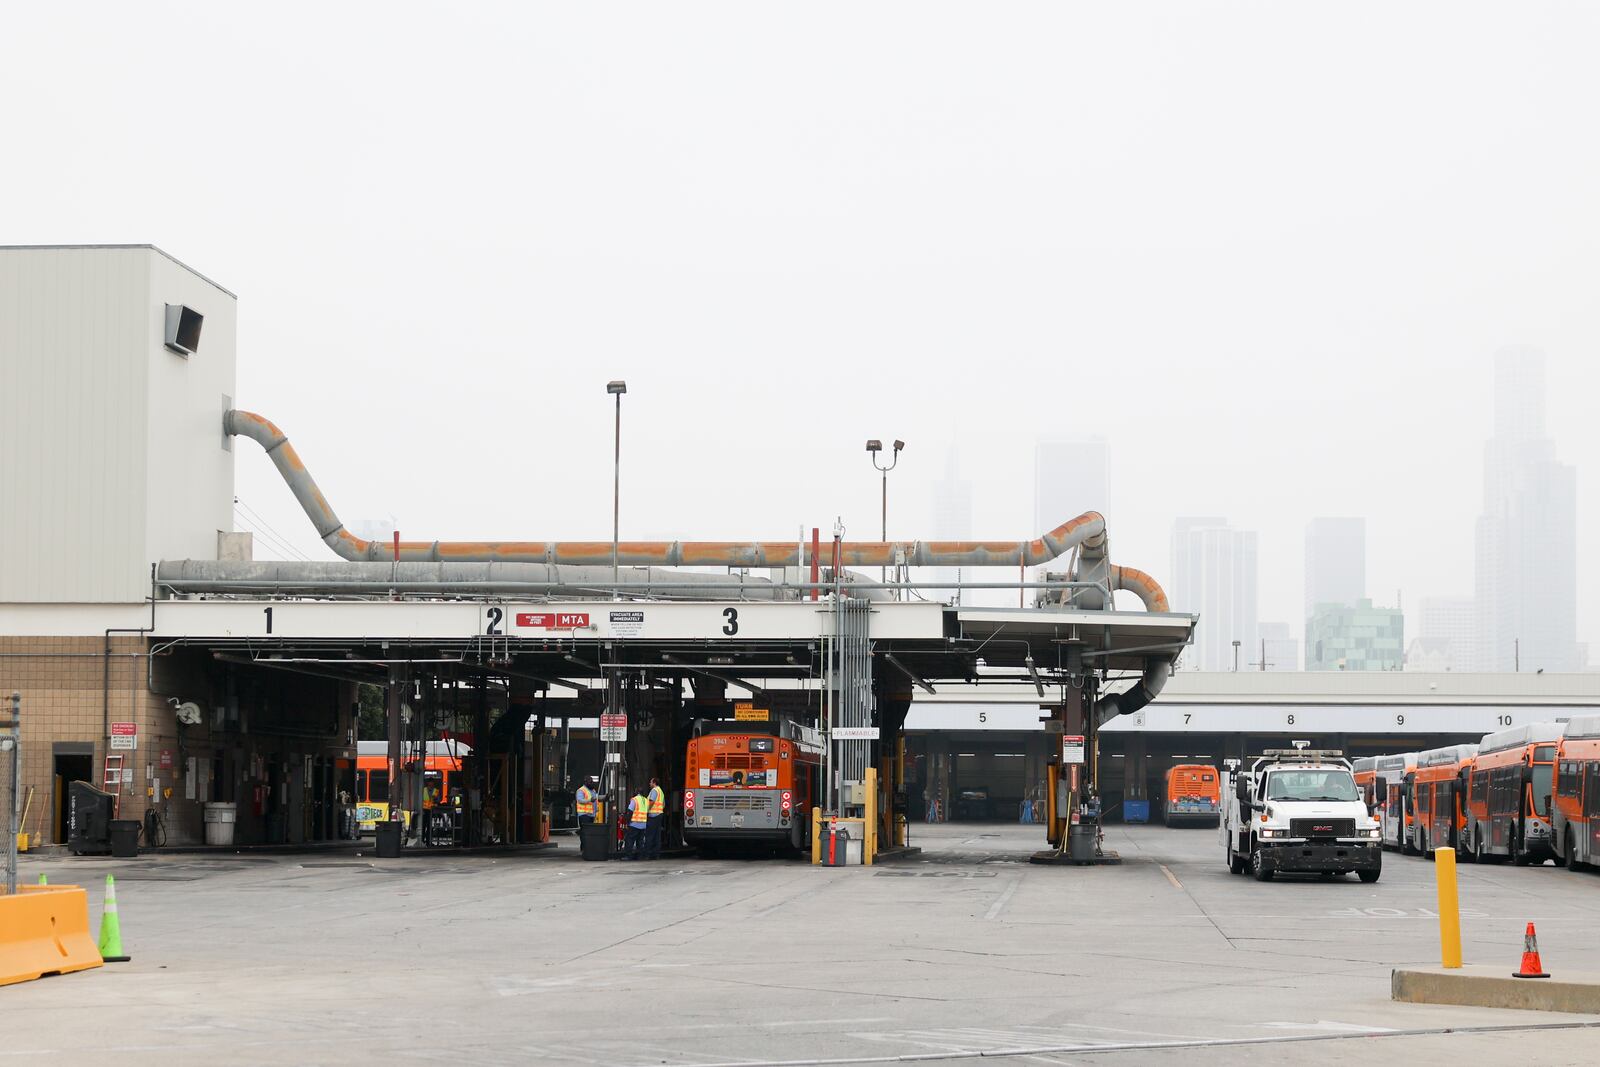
[7,5,1599,649]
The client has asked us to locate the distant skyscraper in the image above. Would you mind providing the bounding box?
[1256,621,1299,671]
[1304,517,1365,620]
[1307,599,1404,671]
[1474,348,1579,672]
[929,447,973,604]
[1170,518,1259,671]
[1418,596,1475,673]
[1034,438,1109,534]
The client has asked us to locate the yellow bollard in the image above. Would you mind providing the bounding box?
[864,769,877,866]
[811,807,822,866]
[1435,846,1462,969]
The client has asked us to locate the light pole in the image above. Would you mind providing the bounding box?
[607,381,627,587]
[866,439,904,592]
[1231,639,1241,672]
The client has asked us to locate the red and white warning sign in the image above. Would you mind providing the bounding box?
[110,721,138,750]
[1061,735,1085,764]
[515,611,591,630]
[600,713,628,741]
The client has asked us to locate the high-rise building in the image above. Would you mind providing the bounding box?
[1170,518,1258,671]
[928,448,973,604]
[1473,348,1579,672]
[1306,599,1405,671]
[1304,517,1365,622]
[1256,621,1299,671]
[1034,438,1108,534]
[1417,596,1475,672]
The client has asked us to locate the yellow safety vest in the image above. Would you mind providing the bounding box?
[647,786,665,816]
[629,794,650,828]
[575,786,596,816]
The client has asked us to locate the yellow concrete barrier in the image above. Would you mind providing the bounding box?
[0,885,105,987]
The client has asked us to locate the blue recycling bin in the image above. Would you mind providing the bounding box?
[1124,799,1150,824]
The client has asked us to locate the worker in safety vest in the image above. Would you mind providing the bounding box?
[644,776,666,859]
[574,776,599,827]
[625,787,650,860]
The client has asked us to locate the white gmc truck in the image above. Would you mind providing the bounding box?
[1222,748,1382,882]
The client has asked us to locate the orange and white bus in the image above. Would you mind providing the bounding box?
[683,726,819,852]
[1162,764,1221,827]
[1356,752,1417,853]
[1410,744,1476,856]
[354,740,464,833]
[1463,722,1564,865]
[1552,714,1600,870]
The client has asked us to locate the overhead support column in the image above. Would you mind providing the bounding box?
[386,662,404,838]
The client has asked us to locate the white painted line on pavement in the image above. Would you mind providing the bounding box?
[985,876,1022,921]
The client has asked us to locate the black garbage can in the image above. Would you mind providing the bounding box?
[109,819,141,858]
[68,781,114,855]
[579,824,611,861]
[1067,822,1096,863]
[374,820,403,858]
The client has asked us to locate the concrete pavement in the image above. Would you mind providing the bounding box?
[6,823,1599,1065]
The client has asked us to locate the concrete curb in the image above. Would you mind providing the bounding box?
[1393,965,1600,1014]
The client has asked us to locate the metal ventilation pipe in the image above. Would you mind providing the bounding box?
[225,408,1180,715]
[225,410,1120,571]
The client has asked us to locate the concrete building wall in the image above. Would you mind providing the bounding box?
[0,246,236,604]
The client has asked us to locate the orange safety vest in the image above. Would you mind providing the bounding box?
[647,786,665,816]
[628,794,650,828]
[575,786,596,817]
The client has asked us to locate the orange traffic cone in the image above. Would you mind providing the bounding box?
[1512,922,1549,979]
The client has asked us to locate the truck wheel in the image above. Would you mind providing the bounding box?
[1250,844,1273,881]
[1358,869,1380,884]
[1227,839,1246,875]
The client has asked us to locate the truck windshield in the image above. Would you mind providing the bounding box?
[1263,769,1359,802]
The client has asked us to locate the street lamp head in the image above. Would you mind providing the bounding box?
[893,439,905,453]
[607,380,627,395]
[865,439,882,453]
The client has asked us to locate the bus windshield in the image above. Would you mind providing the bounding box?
[1264,769,1359,803]
[1531,763,1553,815]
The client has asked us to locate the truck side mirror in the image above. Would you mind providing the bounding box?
[1236,778,1251,804]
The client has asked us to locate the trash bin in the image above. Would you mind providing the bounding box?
[374,820,403,858]
[68,781,115,855]
[109,819,142,858]
[1124,799,1150,824]
[579,823,610,861]
[203,802,237,846]
[822,826,852,866]
[1067,822,1096,863]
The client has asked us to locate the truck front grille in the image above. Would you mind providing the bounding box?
[1290,818,1354,839]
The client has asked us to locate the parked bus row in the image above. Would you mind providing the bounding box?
[1354,714,1600,869]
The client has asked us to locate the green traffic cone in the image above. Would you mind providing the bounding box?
[37,873,46,885]
[98,874,130,962]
